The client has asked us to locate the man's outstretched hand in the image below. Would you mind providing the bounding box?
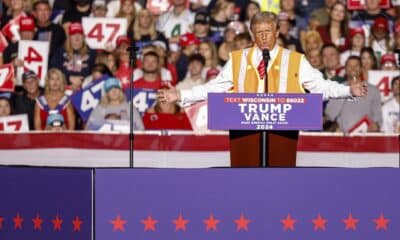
[157,82,180,103]
[350,81,368,97]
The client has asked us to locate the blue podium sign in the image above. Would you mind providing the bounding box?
[208,93,323,130]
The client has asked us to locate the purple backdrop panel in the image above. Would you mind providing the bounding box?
[0,167,92,240]
[95,168,400,240]
[208,93,323,130]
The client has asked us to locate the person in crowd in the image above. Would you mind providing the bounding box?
[152,41,178,85]
[142,91,192,130]
[306,48,323,70]
[310,0,337,27]
[82,63,114,88]
[116,0,136,32]
[279,0,307,39]
[199,40,221,75]
[300,30,323,54]
[381,76,400,133]
[0,93,12,117]
[277,12,302,52]
[351,0,394,21]
[61,0,91,31]
[379,53,398,71]
[114,35,132,88]
[133,51,165,90]
[316,2,350,52]
[0,0,26,29]
[176,33,201,81]
[205,67,220,82]
[106,0,142,18]
[95,51,117,75]
[50,22,96,91]
[325,56,382,133]
[321,43,345,83]
[86,77,144,130]
[233,32,253,50]
[2,16,35,65]
[45,113,66,131]
[132,9,168,48]
[34,68,75,130]
[369,17,393,60]
[156,0,195,44]
[243,1,260,30]
[209,0,236,40]
[360,47,378,81]
[176,54,206,90]
[218,21,246,64]
[32,0,66,58]
[91,0,108,17]
[193,12,220,43]
[340,28,365,66]
[11,70,44,130]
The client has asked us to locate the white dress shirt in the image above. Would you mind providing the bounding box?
[180,44,352,106]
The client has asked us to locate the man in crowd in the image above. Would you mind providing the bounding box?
[325,56,382,133]
[321,43,345,83]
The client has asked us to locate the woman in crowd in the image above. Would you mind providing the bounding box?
[340,28,365,66]
[218,21,246,64]
[50,22,96,92]
[34,68,75,130]
[316,2,350,52]
[301,30,323,53]
[209,0,236,41]
[369,17,393,60]
[244,1,260,30]
[0,93,12,117]
[86,77,144,130]
[131,9,168,48]
[360,47,378,81]
[116,0,136,31]
[199,40,221,79]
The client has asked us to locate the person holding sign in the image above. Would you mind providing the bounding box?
[86,77,144,131]
[158,12,368,167]
[34,68,76,130]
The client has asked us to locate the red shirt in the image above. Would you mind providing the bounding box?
[317,25,350,52]
[143,112,192,130]
[134,77,165,90]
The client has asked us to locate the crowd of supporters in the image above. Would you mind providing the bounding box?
[0,0,399,133]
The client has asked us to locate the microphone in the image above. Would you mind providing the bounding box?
[262,49,270,93]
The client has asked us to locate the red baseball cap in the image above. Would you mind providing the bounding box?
[349,28,364,38]
[206,67,220,80]
[68,22,84,35]
[179,33,200,47]
[19,16,35,32]
[380,53,396,66]
[116,35,130,47]
[373,17,388,32]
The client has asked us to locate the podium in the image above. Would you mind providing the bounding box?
[208,93,322,167]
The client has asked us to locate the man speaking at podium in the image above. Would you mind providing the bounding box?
[158,11,367,167]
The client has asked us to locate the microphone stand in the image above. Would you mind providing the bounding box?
[261,49,270,168]
[127,43,137,168]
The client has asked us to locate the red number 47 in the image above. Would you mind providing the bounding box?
[87,23,120,43]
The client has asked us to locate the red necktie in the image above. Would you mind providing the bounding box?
[257,60,265,80]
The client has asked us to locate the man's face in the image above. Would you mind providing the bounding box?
[34,3,51,24]
[143,55,159,74]
[345,59,362,80]
[188,61,203,77]
[366,0,380,11]
[306,48,322,68]
[23,77,39,94]
[172,0,185,7]
[322,47,340,70]
[280,0,295,11]
[251,21,279,51]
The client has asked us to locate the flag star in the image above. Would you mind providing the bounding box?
[173,214,189,232]
[343,214,359,231]
[110,215,127,232]
[13,213,24,230]
[52,215,63,231]
[373,213,390,231]
[141,216,158,232]
[234,214,251,232]
[72,216,83,232]
[281,214,296,231]
[32,214,43,231]
[312,214,327,231]
[203,214,220,232]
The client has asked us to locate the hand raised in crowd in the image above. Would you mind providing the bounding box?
[349,81,368,97]
[157,82,180,103]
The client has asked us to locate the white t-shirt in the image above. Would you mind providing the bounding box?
[156,9,194,39]
[381,97,400,133]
